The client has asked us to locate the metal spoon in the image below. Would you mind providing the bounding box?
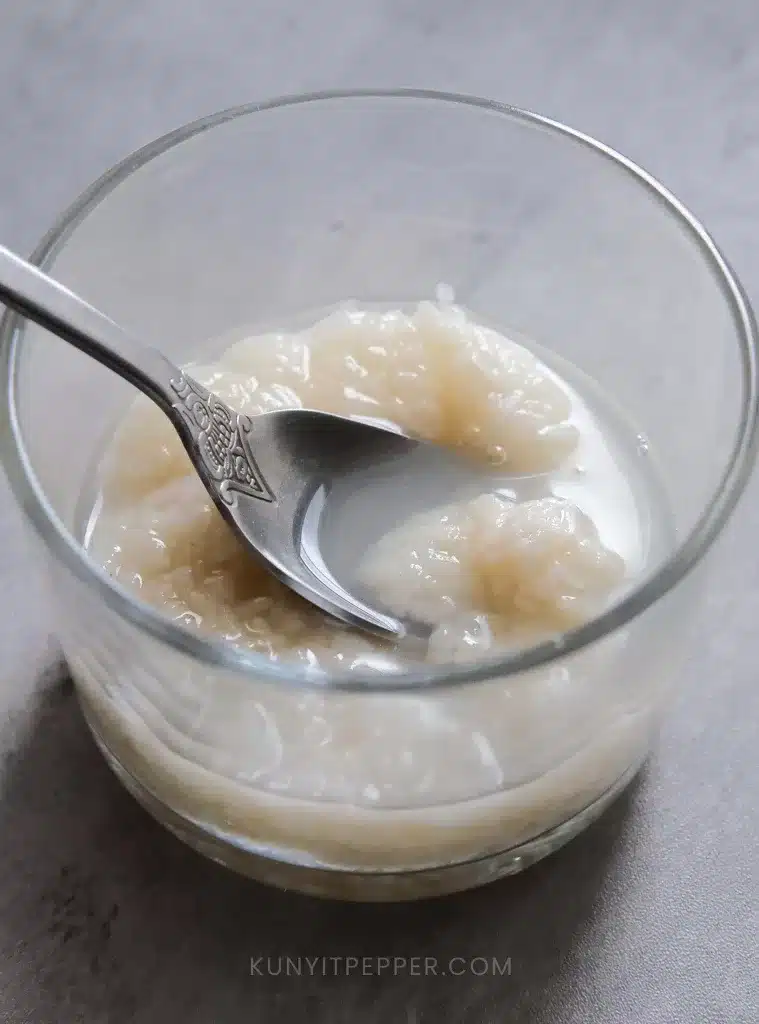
[0,244,498,639]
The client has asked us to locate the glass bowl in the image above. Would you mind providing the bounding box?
[2,90,756,901]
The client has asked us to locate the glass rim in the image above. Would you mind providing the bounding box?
[1,87,757,693]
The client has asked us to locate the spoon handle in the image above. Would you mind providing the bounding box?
[0,241,278,513]
[0,243,182,412]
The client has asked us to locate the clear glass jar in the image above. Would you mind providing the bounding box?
[2,91,756,901]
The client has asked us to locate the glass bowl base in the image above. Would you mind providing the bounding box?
[81,700,644,902]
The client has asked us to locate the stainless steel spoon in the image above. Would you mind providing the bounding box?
[0,245,499,639]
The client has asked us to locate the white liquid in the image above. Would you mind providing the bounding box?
[73,302,676,871]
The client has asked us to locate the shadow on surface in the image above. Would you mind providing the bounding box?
[0,667,643,1024]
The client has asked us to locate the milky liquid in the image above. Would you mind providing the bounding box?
[71,302,678,870]
[306,361,660,648]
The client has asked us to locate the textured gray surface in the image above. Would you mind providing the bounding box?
[1,1,759,1021]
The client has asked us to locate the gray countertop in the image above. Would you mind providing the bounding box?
[1,2,759,1021]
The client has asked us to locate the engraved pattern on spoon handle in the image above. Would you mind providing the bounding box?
[168,373,275,506]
